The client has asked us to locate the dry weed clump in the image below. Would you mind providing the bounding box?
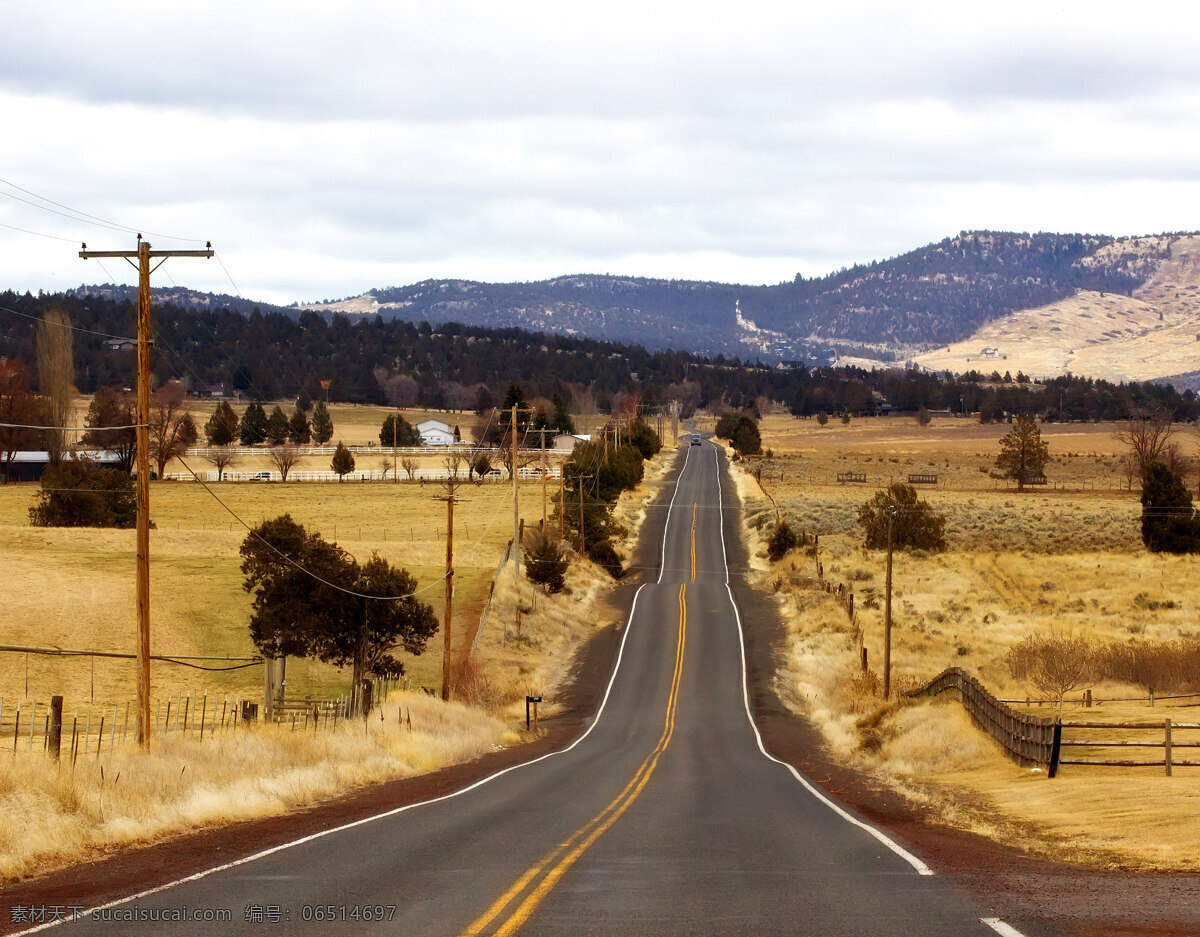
[0,690,511,882]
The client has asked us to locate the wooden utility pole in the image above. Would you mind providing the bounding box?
[559,470,565,539]
[393,407,399,484]
[432,477,465,701]
[80,237,212,749]
[512,404,520,587]
[541,428,547,526]
[883,505,895,701]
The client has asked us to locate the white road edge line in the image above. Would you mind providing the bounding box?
[9,446,700,936]
[711,445,937,878]
[981,917,1029,937]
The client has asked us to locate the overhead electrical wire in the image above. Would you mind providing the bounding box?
[173,453,450,602]
[0,219,80,243]
[0,176,206,243]
[0,303,135,342]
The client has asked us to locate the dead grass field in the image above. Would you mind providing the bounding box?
[740,412,1200,870]
[0,477,530,708]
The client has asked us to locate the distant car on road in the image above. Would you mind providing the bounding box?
[690,434,702,446]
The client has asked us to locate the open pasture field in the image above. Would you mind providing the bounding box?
[756,412,1138,491]
[745,412,1200,868]
[0,474,553,712]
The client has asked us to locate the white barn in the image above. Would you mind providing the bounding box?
[418,419,457,446]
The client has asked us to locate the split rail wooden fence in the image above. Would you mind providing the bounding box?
[906,667,1199,777]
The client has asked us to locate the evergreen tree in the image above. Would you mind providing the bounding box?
[1141,462,1200,553]
[239,401,268,446]
[311,400,334,444]
[205,401,240,447]
[288,404,312,445]
[857,483,947,552]
[240,515,438,681]
[380,413,420,446]
[551,394,575,435]
[996,415,1049,490]
[331,441,356,481]
[265,405,290,446]
[296,388,313,412]
[731,415,762,457]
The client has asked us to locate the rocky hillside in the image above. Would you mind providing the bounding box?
[301,231,1165,360]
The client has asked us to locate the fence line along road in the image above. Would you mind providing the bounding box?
[163,467,561,483]
[907,666,1200,777]
[904,666,1057,770]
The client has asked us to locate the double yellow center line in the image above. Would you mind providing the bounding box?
[459,583,689,937]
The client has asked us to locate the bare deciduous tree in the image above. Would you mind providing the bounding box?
[0,358,39,484]
[1115,407,1176,480]
[443,451,468,479]
[401,456,418,480]
[268,445,301,482]
[378,456,392,480]
[148,382,198,478]
[203,445,239,481]
[36,307,74,464]
[1007,633,1097,717]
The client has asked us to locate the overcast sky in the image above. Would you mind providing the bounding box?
[3,1,1200,305]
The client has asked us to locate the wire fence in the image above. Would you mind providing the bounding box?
[0,677,406,762]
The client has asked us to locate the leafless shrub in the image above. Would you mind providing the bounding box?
[268,445,301,482]
[401,456,418,480]
[1007,633,1097,716]
[1095,638,1200,695]
[202,446,239,481]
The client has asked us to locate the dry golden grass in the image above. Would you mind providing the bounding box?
[745,413,1200,870]
[0,690,514,882]
[0,477,528,706]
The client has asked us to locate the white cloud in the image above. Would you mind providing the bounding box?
[3,1,1200,306]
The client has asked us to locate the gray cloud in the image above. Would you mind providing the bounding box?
[3,1,1200,306]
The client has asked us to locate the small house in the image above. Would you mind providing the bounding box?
[190,382,228,399]
[417,419,457,446]
[553,433,592,452]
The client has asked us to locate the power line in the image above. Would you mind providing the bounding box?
[0,176,206,243]
[0,219,80,243]
[0,303,136,342]
[173,453,449,601]
[0,421,144,431]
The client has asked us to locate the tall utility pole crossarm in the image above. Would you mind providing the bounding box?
[79,238,213,750]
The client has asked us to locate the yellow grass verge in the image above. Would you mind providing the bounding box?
[0,690,513,882]
[737,417,1200,870]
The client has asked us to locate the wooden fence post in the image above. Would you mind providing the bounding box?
[1165,718,1172,777]
[48,696,63,761]
[1048,721,1063,778]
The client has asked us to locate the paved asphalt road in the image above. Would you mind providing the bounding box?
[21,442,1037,937]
